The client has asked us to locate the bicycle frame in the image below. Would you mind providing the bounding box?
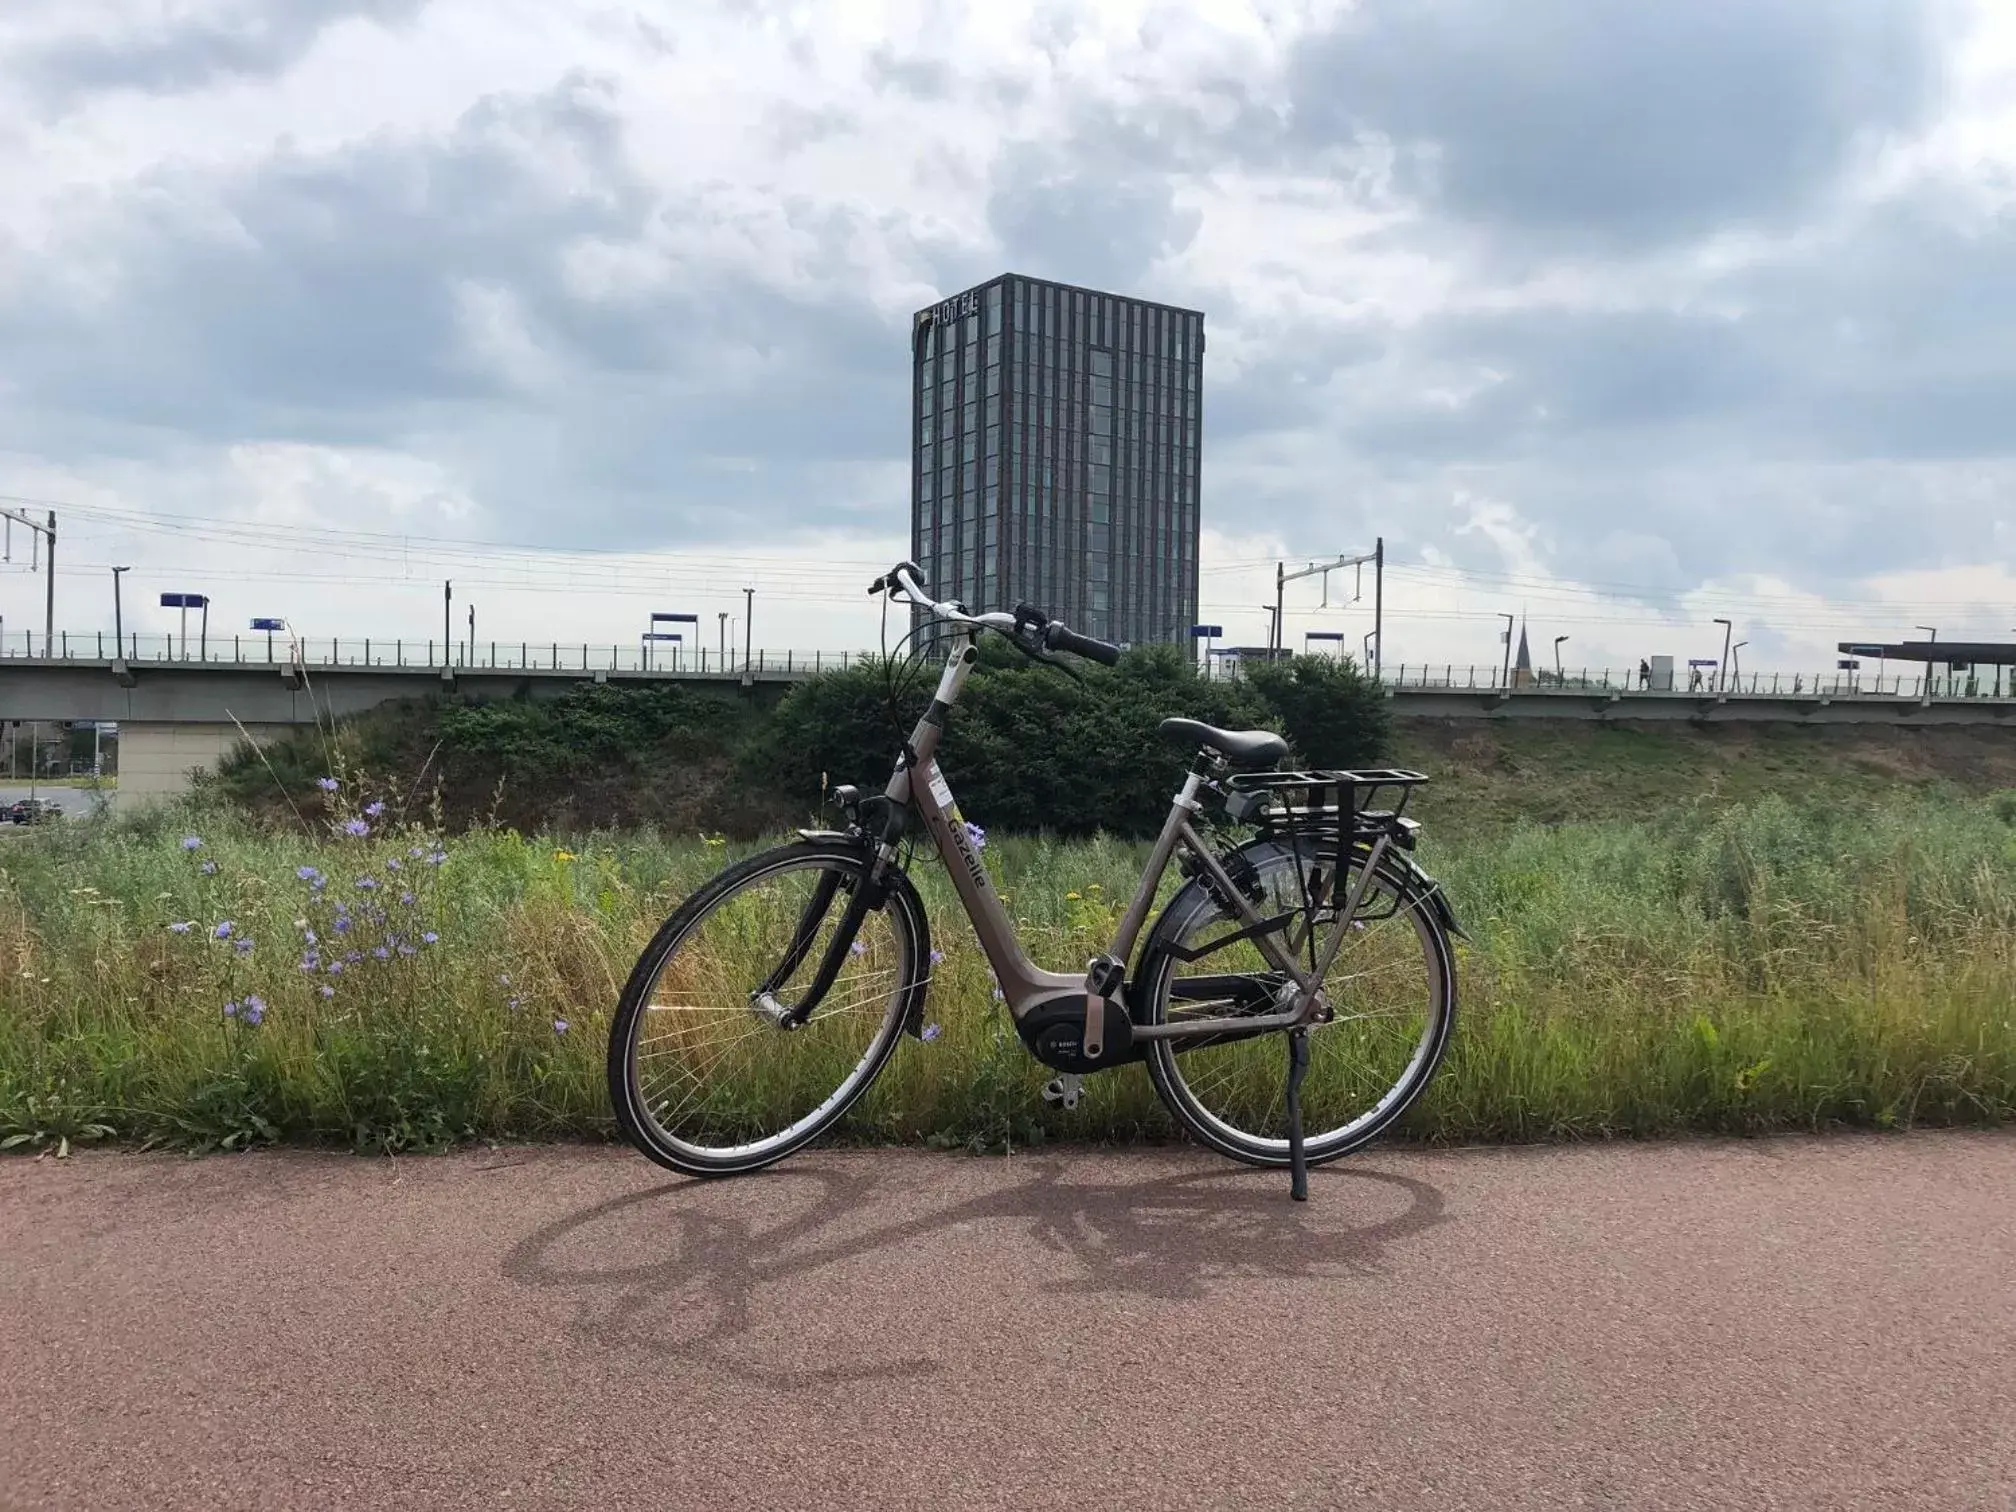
[881,629,1393,1040]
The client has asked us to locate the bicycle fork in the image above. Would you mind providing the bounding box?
[750,861,883,1030]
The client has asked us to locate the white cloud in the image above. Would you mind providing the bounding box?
[2,0,2014,672]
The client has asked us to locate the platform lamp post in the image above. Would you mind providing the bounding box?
[1497,613,1515,688]
[1731,640,1748,692]
[161,592,209,662]
[1188,622,1222,677]
[110,567,130,659]
[1712,617,1732,693]
[646,612,699,671]
[1553,635,1568,682]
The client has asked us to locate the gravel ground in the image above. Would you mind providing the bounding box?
[3,1133,2012,1511]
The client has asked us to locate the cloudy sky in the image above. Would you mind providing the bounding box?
[2,0,2014,674]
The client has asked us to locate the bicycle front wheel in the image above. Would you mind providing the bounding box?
[607,839,928,1177]
[1139,839,1456,1168]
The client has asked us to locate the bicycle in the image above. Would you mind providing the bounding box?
[607,562,1465,1200]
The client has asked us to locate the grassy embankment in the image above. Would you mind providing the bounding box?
[4,767,2012,1155]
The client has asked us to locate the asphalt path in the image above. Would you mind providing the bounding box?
[4,1134,2013,1511]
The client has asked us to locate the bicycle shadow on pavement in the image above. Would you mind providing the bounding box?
[502,1154,1448,1390]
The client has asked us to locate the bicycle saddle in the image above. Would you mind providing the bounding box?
[1158,718,1289,769]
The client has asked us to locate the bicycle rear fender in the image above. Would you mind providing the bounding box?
[1127,835,1464,1007]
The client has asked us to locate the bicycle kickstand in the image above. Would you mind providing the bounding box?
[1285,1027,1311,1202]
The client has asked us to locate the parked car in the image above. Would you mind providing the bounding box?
[5,798,62,824]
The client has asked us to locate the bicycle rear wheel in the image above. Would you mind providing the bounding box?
[607,839,928,1177]
[1138,839,1456,1168]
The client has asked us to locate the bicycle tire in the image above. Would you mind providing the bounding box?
[607,838,929,1178]
[1138,839,1457,1169]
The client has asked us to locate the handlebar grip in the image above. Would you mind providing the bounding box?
[1044,622,1122,666]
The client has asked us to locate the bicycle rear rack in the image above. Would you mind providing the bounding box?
[1223,767,1430,845]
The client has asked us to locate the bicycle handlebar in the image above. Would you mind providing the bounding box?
[869,563,1121,665]
[1040,620,1122,667]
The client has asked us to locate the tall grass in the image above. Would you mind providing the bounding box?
[3,788,2013,1154]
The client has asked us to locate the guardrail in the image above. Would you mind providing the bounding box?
[0,631,859,677]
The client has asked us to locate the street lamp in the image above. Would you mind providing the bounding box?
[1712,618,1732,693]
[1731,640,1748,690]
[1553,634,1568,682]
[1259,605,1280,659]
[1497,613,1515,688]
[110,567,130,658]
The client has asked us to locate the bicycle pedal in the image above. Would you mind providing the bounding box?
[1040,1074,1084,1111]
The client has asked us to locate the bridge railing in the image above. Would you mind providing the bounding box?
[4,631,2011,700]
[0,630,870,677]
[1380,664,2015,700]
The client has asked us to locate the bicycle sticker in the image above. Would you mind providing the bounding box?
[927,768,955,811]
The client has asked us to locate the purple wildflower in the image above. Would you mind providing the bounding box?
[427,850,447,866]
[214,921,233,940]
[316,776,339,792]
[300,951,320,972]
[332,915,351,934]
[353,874,376,889]
[553,1019,569,1035]
[328,960,344,975]
[223,1001,239,1018]
[921,1023,943,1042]
[296,865,320,883]
[343,819,370,838]
[849,939,866,957]
[372,945,390,960]
[303,929,318,946]
[233,937,254,956]
[929,949,944,965]
[364,801,386,818]
[422,931,438,945]
[242,998,265,1026]
[507,996,522,1011]
[311,875,326,892]
[168,921,193,935]
[318,984,335,998]
[963,820,987,851]
[385,857,401,871]
[200,860,218,875]
[400,891,416,907]
[409,845,425,859]
[344,950,362,964]
[181,835,203,851]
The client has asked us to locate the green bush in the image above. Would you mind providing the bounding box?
[746,641,1285,837]
[1241,652,1390,769]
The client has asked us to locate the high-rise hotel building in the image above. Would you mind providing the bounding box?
[910,274,1203,646]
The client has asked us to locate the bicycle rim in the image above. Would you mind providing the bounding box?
[1144,846,1455,1167]
[610,844,921,1175]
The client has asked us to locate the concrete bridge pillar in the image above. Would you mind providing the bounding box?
[117,721,295,804]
